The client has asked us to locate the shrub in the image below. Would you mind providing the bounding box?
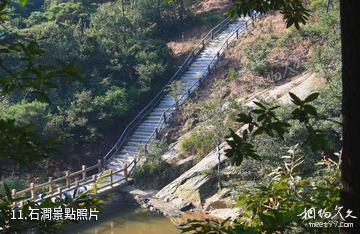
[226,67,237,80]
[133,139,170,186]
[244,35,277,75]
[0,177,25,194]
[133,160,168,184]
[180,130,214,158]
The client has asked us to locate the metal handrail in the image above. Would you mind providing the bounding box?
[103,16,232,165]
[145,15,257,145]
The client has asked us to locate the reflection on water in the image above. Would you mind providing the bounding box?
[67,203,179,234]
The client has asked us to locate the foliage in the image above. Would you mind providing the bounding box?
[168,80,186,102]
[225,92,338,167]
[179,149,340,233]
[133,139,170,185]
[226,68,237,81]
[0,177,25,195]
[227,0,310,29]
[303,0,341,84]
[244,35,277,75]
[0,175,107,233]
[0,118,61,176]
[180,130,215,158]
[178,1,342,232]
[1,0,206,177]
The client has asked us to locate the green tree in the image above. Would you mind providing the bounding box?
[226,1,359,231]
[197,80,229,190]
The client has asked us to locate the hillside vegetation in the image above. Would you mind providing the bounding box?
[0,0,228,186]
[133,1,342,230]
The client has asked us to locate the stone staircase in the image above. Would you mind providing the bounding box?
[105,16,253,171]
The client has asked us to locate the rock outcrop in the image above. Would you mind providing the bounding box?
[149,72,325,219]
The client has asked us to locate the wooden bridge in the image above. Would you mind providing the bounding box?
[11,14,259,206]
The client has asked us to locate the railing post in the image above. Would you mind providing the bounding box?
[124,164,128,182]
[82,165,86,181]
[110,171,113,187]
[163,112,167,124]
[188,89,191,97]
[252,18,255,27]
[144,143,148,156]
[202,40,205,48]
[207,64,211,74]
[226,39,229,49]
[30,183,35,201]
[217,51,220,60]
[97,159,102,173]
[236,29,239,39]
[11,189,16,197]
[65,170,70,188]
[48,177,53,193]
[92,175,97,193]
[58,187,62,197]
[11,189,16,206]
[155,128,159,139]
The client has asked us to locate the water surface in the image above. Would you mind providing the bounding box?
[68,203,179,234]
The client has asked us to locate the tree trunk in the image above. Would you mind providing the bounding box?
[340,0,360,232]
[326,0,333,12]
[121,0,126,43]
[178,0,185,21]
[216,142,222,191]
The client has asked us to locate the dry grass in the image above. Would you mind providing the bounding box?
[167,0,230,64]
[164,13,314,144]
[170,211,223,226]
[193,0,230,14]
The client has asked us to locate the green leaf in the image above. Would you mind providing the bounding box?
[19,0,28,7]
[304,93,320,103]
[289,92,303,106]
[253,101,266,109]
[304,104,318,116]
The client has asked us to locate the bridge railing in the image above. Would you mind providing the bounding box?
[103,17,233,165]
[146,15,259,146]
[11,159,137,207]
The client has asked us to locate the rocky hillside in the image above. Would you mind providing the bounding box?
[154,72,325,219]
[132,2,341,221]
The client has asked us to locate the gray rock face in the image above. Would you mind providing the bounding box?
[153,72,325,219]
[156,143,228,209]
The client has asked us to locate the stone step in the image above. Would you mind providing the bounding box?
[146,112,164,118]
[132,132,152,138]
[127,141,145,147]
[138,124,158,129]
[131,133,152,139]
[133,126,154,132]
[127,140,148,146]
[187,68,207,73]
[181,75,202,79]
[105,17,248,169]
[124,145,139,151]
[145,114,162,119]
[153,106,175,112]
